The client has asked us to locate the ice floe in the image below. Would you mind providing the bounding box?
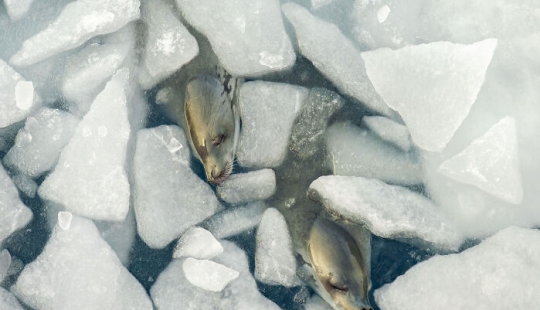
[173,227,223,260]
[216,169,276,205]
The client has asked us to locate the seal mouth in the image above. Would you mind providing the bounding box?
[209,161,233,184]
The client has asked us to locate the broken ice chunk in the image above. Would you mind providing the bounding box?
[4,0,34,21]
[139,0,198,89]
[57,211,73,231]
[203,201,266,239]
[94,207,137,266]
[0,164,32,246]
[438,116,522,204]
[13,216,152,310]
[0,288,24,310]
[326,122,422,185]
[361,39,498,152]
[173,227,223,260]
[176,0,295,77]
[10,0,140,67]
[375,226,540,310]
[133,125,221,249]
[38,68,132,221]
[3,107,79,178]
[237,81,308,168]
[216,169,276,205]
[0,249,11,283]
[183,258,239,292]
[0,59,41,128]
[255,208,300,287]
[282,3,392,116]
[308,175,464,251]
[10,173,38,198]
[363,116,412,152]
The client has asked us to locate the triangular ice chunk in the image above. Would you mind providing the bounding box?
[361,39,497,151]
[438,116,523,204]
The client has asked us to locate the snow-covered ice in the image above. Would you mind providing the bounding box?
[133,125,221,249]
[176,0,295,77]
[255,208,300,287]
[438,116,522,204]
[308,175,464,251]
[363,116,412,152]
[39,68,132,221]
[203,201,266,239]
[183,258,239,292]
[0,59,41,128]
[326,122,422,185]
[237,81,308,168]
[4,0,34,21]
[375,226,540,310]
[10,0,140,67]
[173,227,223,260]
[0,249,10,283]
[0,164,32,246]
[3,107,79,178]
[216,169,276,205]
[362,39,497,152]
[13,216,152,310]
[282,3,392,116]
[139,0,198,89]
[0,288,24,310]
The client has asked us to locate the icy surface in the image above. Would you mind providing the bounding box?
[183,258,240,292]
[375,226,540,310]
[11,173,38,198]
[237,81,308,168]
[308,175,464,251]
[133,125,221,249]
[57,211,73,231]
[13,216,152,310]
[0,288,24,310]
[151,241,280,310]
[438,116,522,204]
[176,0,295,77]
[363,116,412,152]
[216,169,276,205]
[39,68,132,221]
[255,208,300,287]
[94,208,136,266]
[282,3,391,116]
[0,59,41,128]
[0,249,10,283]
[203,201,266,239]
[10,0,140,67]
[0,164,32,246]
[173,227,223,260]
[362,39,497,152]
[326,122,422,185]
[4,0,34,21]
[139,0,198,89]
[3,107,79,178]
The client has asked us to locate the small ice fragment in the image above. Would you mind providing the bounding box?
[14,81,34,110]
[216,169,276,204]
[173,227,223,260]
[377,5,390,23]
[203,201,266,239]
[0,249,11,283]
[182,258,239,292]
[4,0,34,21]
[58,211,73,230]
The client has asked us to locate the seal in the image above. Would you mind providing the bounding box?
[299,217,373,310]
[184,75,240,183]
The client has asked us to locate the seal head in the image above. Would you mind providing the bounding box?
[184,75,240,184]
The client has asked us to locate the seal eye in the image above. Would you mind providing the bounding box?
[212,134,225,147]
[328,278,348,292]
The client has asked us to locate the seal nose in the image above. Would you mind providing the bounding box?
[211,166,220,179]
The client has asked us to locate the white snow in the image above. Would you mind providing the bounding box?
[375,226,540,310]
[173,227,223,260]
[139,0,198,89]
[13,216,152,310]
[3,107,79,178]
[0,59,41,128]
[203,201,267,239]
[176,0,295,77]
[0,164,32,246]
[282,3,392,116]
[363,115,412,152]
[183,258,240,292]
[9,0,140,67]
[237,81,308,168]
[361,39,497,152]
[133,125,221,249]
[438,116,522,204]
[0,249,10,283]
[38,68,132,221]
[216,169,276,205]
[326,122,422,185]
[308,175,464,251]
[4,0,34,21]
[255,208,300,287]
[0,288,24,310]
